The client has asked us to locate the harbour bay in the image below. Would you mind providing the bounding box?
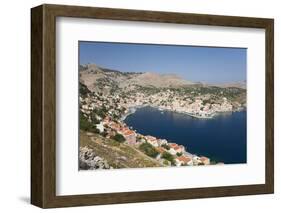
[124,106,247,164]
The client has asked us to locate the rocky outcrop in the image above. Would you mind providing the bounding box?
[79,146,110,170]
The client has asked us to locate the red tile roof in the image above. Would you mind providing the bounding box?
[123,130,135,136]
[176,156,191,163]
[200,156,209,162]
[170,143,183,150]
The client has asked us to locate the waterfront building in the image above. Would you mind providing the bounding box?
[200,156,210,165]
[122,129,136,144]
[146,135,159,147]
[175,156,192,166]
[169,143,185,154]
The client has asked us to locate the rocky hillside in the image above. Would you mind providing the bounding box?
[127,72,194,88]
[79,146,110,170]
[80,131,163,169]
[80,64,246,93]
[79,64,139,92]
[79,64,195,93]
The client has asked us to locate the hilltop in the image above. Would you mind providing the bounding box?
[80,63,246,92]
[79,64,196,93]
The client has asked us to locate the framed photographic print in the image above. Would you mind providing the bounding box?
[31,4,274,208]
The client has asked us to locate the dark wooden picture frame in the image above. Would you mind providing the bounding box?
[31,4,274,208]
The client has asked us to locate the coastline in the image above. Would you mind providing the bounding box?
[121,104,245,121]
[121,104,149,121]
[121,107,246,164]
[98,104,246,166]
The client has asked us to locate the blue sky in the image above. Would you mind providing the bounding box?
[79,41,246,84]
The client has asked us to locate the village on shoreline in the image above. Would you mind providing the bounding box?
[102,114,213,166]
[78,86,247,167]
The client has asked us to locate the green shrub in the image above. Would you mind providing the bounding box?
[79,82,90,96]
[163,160,170,166]
[112,133,126,143]
[79,112,99,133]
[161,151,175,165]
[202,100,210,105]
[139,142,159,158]
[161,144,170,150]
[176,152,183,157]
[89,112,100,124]
[92,108,107,119]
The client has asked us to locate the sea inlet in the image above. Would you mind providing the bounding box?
[124,106,247,164]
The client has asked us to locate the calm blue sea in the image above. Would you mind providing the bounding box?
[124,106,247,164]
